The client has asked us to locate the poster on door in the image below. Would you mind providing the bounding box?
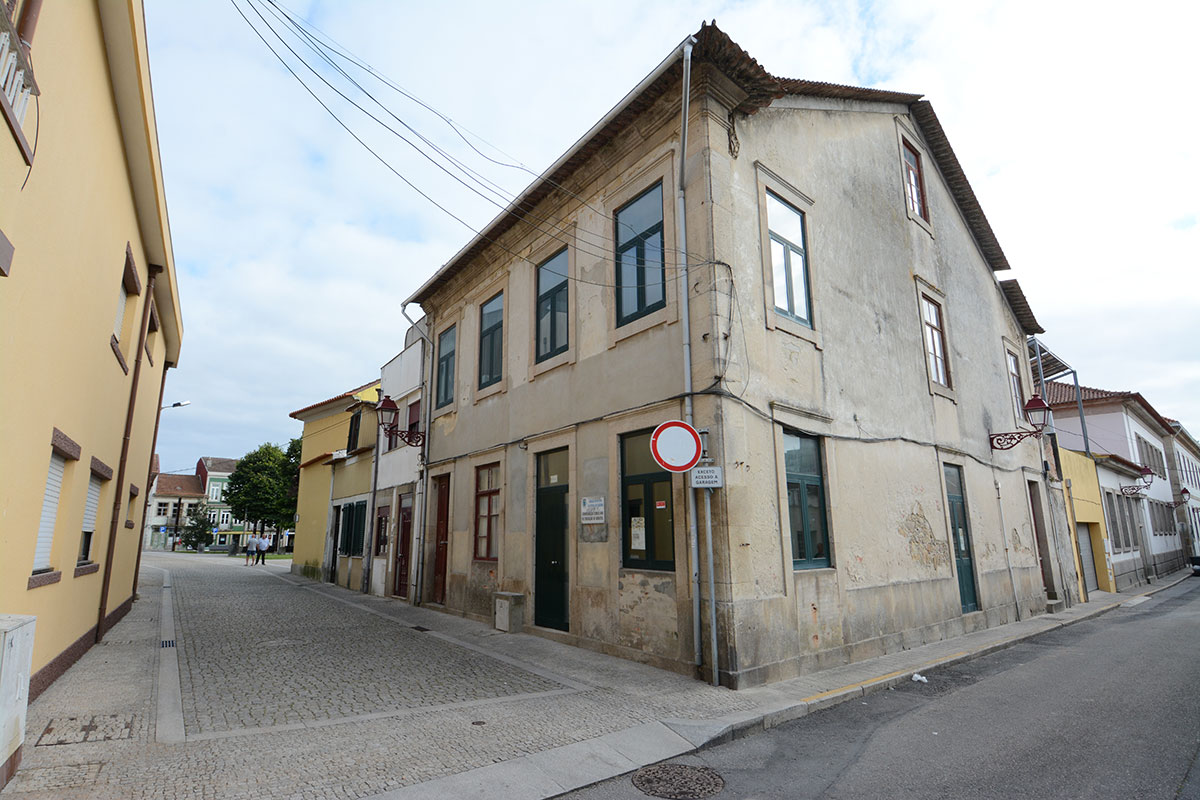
[631,517,646,551]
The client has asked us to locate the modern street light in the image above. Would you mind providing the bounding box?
[989,394,1051,450]
[161,400,191,409]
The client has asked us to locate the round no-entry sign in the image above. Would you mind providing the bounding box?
[650,420,703,473]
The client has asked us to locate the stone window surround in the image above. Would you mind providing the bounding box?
[896,119,934,237]
[608,405,684,575]
[914,275,956,403]
[431,317,460,420]
[755,162,823,351]
[529,231,577,380]
[111,244,142,372]
[605,151,679,350]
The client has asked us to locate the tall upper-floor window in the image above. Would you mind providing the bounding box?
[615,182,665,327]
[436,326,456,408]
[1006,351,1024,420]
[478,293,503,389]
[921,294,950,388]
[902,140,928,221]
[474,464,500,560]
[766,190,811,327]
[347,409,362,451]
[536,248,569,361]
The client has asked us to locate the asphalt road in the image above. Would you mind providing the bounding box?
[565,577,1200,800]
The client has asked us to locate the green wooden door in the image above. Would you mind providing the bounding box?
[535,449,570,631]
[944,464,978,613]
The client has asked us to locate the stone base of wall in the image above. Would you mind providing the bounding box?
[29,596,134,702]
[1153,549,1185,577]
[0,745,20,793]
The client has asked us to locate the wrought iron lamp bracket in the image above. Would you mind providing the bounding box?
[988,430,1042,451]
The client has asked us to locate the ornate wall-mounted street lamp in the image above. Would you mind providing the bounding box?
[1119,466,1154,497]
[1171,487,1192,509]
[377,395,424,448]
[989,394,1051,450]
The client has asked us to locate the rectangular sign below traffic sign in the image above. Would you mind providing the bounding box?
[690,466,724,488]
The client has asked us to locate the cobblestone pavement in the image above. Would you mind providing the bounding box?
[2,553,754,800]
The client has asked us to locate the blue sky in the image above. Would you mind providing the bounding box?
[144,0,1199,473]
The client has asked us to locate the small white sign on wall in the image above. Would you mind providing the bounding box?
[631,517,646,551]
[581,497,605,525]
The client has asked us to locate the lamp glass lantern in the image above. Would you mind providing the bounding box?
[1022,394,1050,432]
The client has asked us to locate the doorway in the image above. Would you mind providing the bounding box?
[394,493,413,598]
[534,448,569,631]
[1028,481,1057,600]
[944,464,978,613]
[1077,522,1098,592]
[432,475,450,605]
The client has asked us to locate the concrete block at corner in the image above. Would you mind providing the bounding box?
[524,738,638,792]
[596,722,694,766]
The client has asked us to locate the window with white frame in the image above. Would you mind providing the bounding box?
[902,139,928,221]
[921,294,951,388]
[766,190,812,327]
[79,474,102,565]
[33,453,66,572]
[1006,350,1024,420]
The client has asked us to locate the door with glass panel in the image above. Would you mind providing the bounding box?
[944,464,978,612]
[534,449,569,631]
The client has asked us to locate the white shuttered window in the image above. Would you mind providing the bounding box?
[34,454,66,571]
[82,475,103,532]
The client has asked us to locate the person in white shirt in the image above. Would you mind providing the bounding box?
[244,534,258,566]
[256,533,271,565]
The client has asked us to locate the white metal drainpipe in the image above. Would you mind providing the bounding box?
[674,37,711,684]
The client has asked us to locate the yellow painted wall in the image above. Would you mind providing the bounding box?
[1058,446,1117,593]
[291,385,378,575]
[0,1,181,678]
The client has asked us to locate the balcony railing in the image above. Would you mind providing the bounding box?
[1,6,38,161]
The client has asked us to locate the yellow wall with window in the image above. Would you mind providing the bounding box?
[1058,446,1117,594]
[0,0,183,694]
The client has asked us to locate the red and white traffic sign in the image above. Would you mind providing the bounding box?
[650,420,703,473]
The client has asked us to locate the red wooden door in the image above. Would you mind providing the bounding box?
[394,495,413,598]
[433,475,450,605]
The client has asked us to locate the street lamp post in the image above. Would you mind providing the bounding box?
[989,394,1052,451]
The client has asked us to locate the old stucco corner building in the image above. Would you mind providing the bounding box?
[0,0,182,777]
[401,24,1056,689]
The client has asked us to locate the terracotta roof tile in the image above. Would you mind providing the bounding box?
[290,381,379,419]
[155,474,204,497]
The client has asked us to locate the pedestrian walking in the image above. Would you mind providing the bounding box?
[256,533,270,565]
[244,533,258,566]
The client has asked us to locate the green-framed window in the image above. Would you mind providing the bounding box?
[536,248,569,362]
[621,429,674,570]
[478,293,503,389]
[783,430,829,568]
[436,325,456,408]
[615,182,665,327]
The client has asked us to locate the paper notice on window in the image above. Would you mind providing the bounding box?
[631,517,646,551]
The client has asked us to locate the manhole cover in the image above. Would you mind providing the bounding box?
[632,764,724,799]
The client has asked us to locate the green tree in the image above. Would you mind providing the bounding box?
[225,443,288,535]
[180,502,214,551]
[278,437,302,531]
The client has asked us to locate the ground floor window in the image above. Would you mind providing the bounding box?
[621,430,674,570]
[338,500,367,556]
[475,465,500,560]
[783,429,829,568]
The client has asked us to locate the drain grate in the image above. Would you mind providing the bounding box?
[632,764,725,799]
[161,640,176,648]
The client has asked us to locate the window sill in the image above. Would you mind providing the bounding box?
[432,401,456,421]
[906,206,934,238]
[532,347,574,380]
[928,380,956,403]
[618,565,677,575]
[793,563,834,573]
[770,314,823,351]
[74,562,100,578]
[611,304,672,349]
[28,570,62,590]
[111,335,129,375]
[474,377,506,404]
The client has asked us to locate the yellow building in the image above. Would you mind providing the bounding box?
[290,382,379,589]
[1058,447,1118,595]
[0,0,182,726]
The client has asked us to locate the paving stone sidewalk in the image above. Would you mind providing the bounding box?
[2,552,1190,800]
